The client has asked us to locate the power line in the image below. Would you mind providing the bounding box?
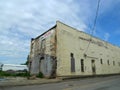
[84,0,101,54]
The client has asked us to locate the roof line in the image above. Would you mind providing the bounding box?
[34,25,56,40]
[56,21,120,48]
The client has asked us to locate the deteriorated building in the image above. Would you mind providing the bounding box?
[28,21,120,78]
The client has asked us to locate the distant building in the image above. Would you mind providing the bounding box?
[28,21,120,78]
[2,64,28,71]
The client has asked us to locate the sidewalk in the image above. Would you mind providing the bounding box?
[0,77,62,87]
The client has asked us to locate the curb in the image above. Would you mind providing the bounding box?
[0,79,63,87]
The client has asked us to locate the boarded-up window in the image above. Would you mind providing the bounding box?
[81,59,84,72]
[118,62,120,66]
[107,60,110,65]
[100,59,103,64]
[71,53,75,72]
[40,39,46,53]
[91,60,96,74]
[113,61,115,66]
[41,39,45,49]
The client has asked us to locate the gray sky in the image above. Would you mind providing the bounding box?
[0,0,120,64]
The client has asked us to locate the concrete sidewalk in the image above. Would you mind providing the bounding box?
[0,77,62,87]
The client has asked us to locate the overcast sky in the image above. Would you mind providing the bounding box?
[0,0,120,64]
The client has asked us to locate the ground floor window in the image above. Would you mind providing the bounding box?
[71,53,75,72]
[113,61,115,66]
[100,59,103,64]
[107,60,110,65]
[81,59,84,72]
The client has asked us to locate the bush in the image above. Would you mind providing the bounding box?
[37,72,43,78]
[0,71,30,77]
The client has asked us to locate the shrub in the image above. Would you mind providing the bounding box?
[37,72,43,78]
[0,71,30,77]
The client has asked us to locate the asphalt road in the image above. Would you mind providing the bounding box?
[1,75,120,90]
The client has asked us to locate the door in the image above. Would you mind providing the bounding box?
[40,56,56,78]
[91,60,96,75]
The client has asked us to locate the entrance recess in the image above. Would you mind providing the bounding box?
[91,60,96,75]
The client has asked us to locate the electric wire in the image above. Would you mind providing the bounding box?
[84,0,101,54]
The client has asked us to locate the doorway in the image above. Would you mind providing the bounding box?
[91,60,96,75]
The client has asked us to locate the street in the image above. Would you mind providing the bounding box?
[1,75,120,90]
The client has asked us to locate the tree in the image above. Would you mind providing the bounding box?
[21,55,29,65]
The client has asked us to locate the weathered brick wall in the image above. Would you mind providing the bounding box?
[29,28,57,78]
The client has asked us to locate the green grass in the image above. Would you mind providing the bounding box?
[0,71,44,79]
[0,71,30,77]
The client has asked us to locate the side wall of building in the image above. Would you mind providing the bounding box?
[56,21,120,77]
[29,28,57,78]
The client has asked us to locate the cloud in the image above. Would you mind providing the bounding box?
[0,0,91,64]
[104,33,110,41]
[0,0,119,64]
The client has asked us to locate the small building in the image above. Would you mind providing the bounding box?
[28,21,120,78]
[2,64,28,71]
